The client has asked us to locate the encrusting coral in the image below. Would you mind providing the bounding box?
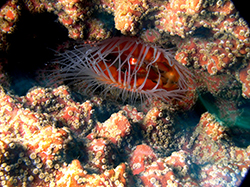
[0,85,249,186]
[1,0,250,99]
[0,0,250,186]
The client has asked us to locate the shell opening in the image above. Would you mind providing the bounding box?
[50,37,193,104]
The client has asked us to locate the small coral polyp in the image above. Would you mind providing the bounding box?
[54,37,191,103]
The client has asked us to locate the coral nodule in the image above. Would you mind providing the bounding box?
[51,37,193,104]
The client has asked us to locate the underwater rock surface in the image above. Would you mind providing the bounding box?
[0,0,250,186]
[0,85,250,186]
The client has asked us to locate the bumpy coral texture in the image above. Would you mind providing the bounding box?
[1,0,250,99]
[0,86,250,186]
[0,0,250,186]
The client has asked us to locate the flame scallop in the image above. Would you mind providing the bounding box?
[52,37,192,103]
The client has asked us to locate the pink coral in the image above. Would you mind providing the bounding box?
[0,0,250,186]
[2,0,250,100]
[86,137,117,172]
[0,85,133,186]
[20,85,94,136]
[122,104,144,123]
[130,144,157,175]
[237,60,250,98]
[199,112,228,141]
[23,0,112,40]
[55,160,128,187]
[183,112,250,186]
[0,0,21,50]
[0,84,250,186]
[0,0,20,33]
[93,112,132,146]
